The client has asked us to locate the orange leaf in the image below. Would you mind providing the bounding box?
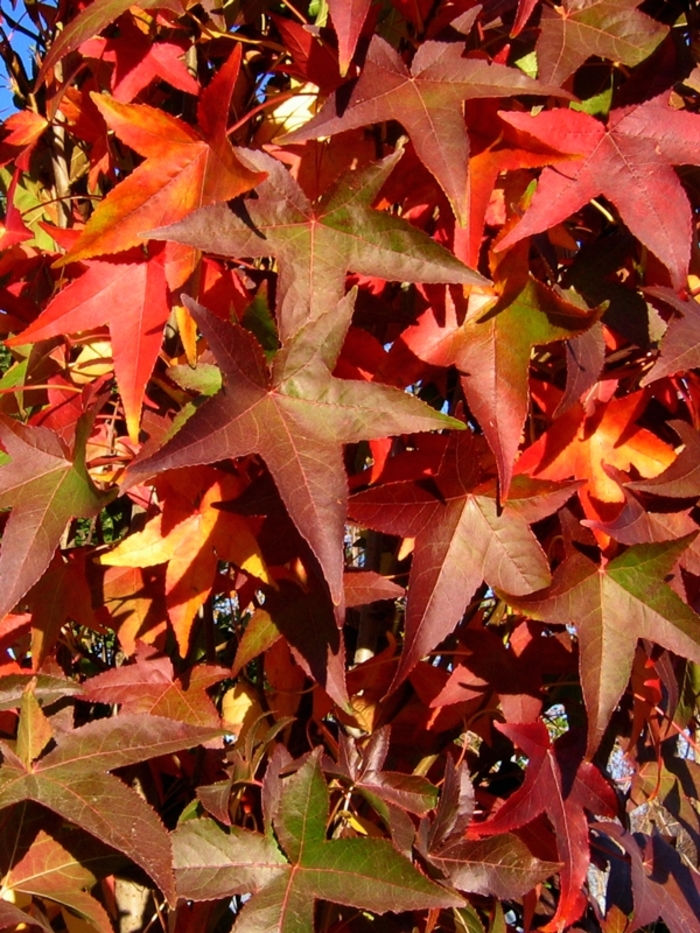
[58,46,266,287]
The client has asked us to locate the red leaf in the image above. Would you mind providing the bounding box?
[473,723,617,931]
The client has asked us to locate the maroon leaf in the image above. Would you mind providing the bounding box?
[0,408,114,626]
[536,0,668,87]
[499,537,700,756]
[472,723,617,931]
[0,713,224,905]
[128,292,462,616]
[284,35,568,224]
[349,432,575,687]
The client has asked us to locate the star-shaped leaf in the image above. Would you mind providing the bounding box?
[82,642,228,727]
[349,432,577,687]
[283,35,567,224]
[499,537,700,756]
[641,287,700,386]
[0,711,225,905]
[148,147,484,341]
[398,273,599,498]
[80,13,198,102]
[472,723,617,931]
[59,46,266,287]
[0,806,121,933]
[516,388,676,530]
[628,420,700,498]
[99,466,269,655]
[328,0,372,76]
[536,0,668,87]
[38,0,187,81]
[128,291,462,616]
[0,409,114,625]
[7,246,169,441]
[172,749,462,928]
[497,95,700,289]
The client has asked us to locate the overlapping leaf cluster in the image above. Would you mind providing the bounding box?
[0,1,699,930]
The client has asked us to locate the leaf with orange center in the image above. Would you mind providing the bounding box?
[58,45,266,288]
[516,389,677,535]
[99,466,270,657]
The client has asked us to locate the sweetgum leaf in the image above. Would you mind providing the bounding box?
[60,47,266,286]
[283,36,568,225]
[0,901,51,931]
[628,421,700,497]
[641,287,700,384]
[328,0,372,75]
[498,96,700,289]
[515,389,676,531]
[173,749,462,928]
[6,247,170,441]
[148,147,484,341]
[82,642,228,727]
[400,274,601,497]
[537,0,668,87]
[500,537,700,756]
[0,410,114,625]
[349,433,574,687]
[429,834,560,899]
[0,673,82,711]
[1,811,116,933]
[473,724,617,931]
[0,713,224,905]
[38,0,187,81]
[127,292,463,614]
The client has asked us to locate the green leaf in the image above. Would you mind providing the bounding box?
[0,713,225,905]
[148,148,485,341]
[173,749,462,930]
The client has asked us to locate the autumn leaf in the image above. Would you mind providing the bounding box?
[0,900,51,932]
[399,271,601,497]
[516,388,676,529]
[59,46,266,286]
[23,551,97,668]
[0,712,224,905]
[283,35,567,225]
[497,95,700,289]
[7,246,169,441]
[499,537,700,756]
[82,641,228,727]
[0,806,121,933]
[597,823,700,932]
[99,466,269,655]
[642,287,700,386]
[349,432,577,687]
[172,749,462,927]
[472,723,617,931]
[80,12,198,102]
[627,420,700,498]
[328,0,372,76]
[147,147,484,341]
[38,0,188,81]
[0,409,114,626]
[536,0,668,87]
[127,292,463,615]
